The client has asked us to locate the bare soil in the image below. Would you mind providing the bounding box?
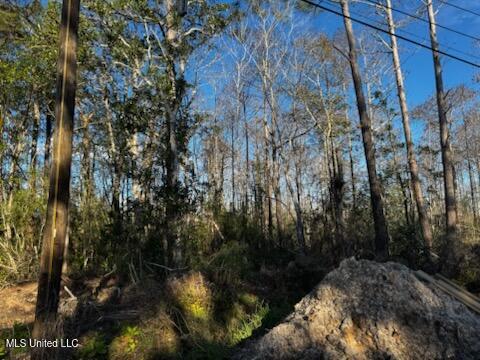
[0,282,37,329]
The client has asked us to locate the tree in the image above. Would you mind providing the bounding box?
[32,0,80,350]
[384,0,433,251]
[340,0,390,258]
[426,0,457,265]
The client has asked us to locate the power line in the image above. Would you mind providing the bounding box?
[437,0,480,18]
[298,0,480,68]
[359,0,480,42]
[326,0,480,61]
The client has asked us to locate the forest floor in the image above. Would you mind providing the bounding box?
[0,282,37,329]
[0,245,329,359]
[4,246,477,359]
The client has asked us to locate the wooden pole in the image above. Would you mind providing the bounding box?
[32,0,80,353]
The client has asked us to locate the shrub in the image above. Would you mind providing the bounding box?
[203,242,252,287]
[226,295,269,346]
[75,332,108,360]
[167,272,213,323]
[109,325,141,359]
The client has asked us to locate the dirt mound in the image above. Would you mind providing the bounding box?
[236,258,480,360]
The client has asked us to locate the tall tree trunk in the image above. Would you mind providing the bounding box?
[386,0,433,250]
[32,0,80,352]
[426,0,457,264]
[164,0,186,266]
[341,0,390,258]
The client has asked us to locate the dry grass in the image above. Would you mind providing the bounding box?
[0,281,37,329]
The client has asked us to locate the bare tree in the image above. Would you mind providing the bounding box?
[385,0,433,251]
[426,0,457,264]
[340,0,390,258]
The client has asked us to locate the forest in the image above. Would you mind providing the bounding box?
[0,0,479,359]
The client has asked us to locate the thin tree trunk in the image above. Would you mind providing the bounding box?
[270,101,284,247]
[32,0,80,352]
[104,97,121,221]
[426,0,457,263]
[386,124,411,227]
[386,0,433,250]
[262,97,273,246]
[341,0,390,258]
[285,163,306,252]
[231,116,236,212]
[348,124,357,212]
[44,103,53,176]
[342,84,357,214]
[129,133,141,201]
[333,147,346,254]
[244,98,249,212]
[467,159,477,224]
[30,97,40,191]
[81,114,92,203]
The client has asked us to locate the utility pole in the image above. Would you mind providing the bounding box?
[32,0,80,357]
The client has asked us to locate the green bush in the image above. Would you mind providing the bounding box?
[203,242,252,286]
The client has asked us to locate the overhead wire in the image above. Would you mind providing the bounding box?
[359,0,480,42]
[298,0,480,68]
[437,0,480,18]
[324,0,480,61]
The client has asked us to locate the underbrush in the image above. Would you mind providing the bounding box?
[0,189,44,287]
[72,241,286,360]
[0,323,30,359]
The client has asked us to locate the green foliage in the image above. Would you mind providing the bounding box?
[69,196,111,273]
[0,341,5,360]
[203,241,252,286]
[0,188,45,286]
[0,323,30,359]
[227,296,269,346]
[389,222,424,267]
[75,333,108,360]
[109,325,142,358]
[261,301,293,330]
[167,272,213,322]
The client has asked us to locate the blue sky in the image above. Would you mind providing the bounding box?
[308,0,480,108]
[38,0,478,110]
